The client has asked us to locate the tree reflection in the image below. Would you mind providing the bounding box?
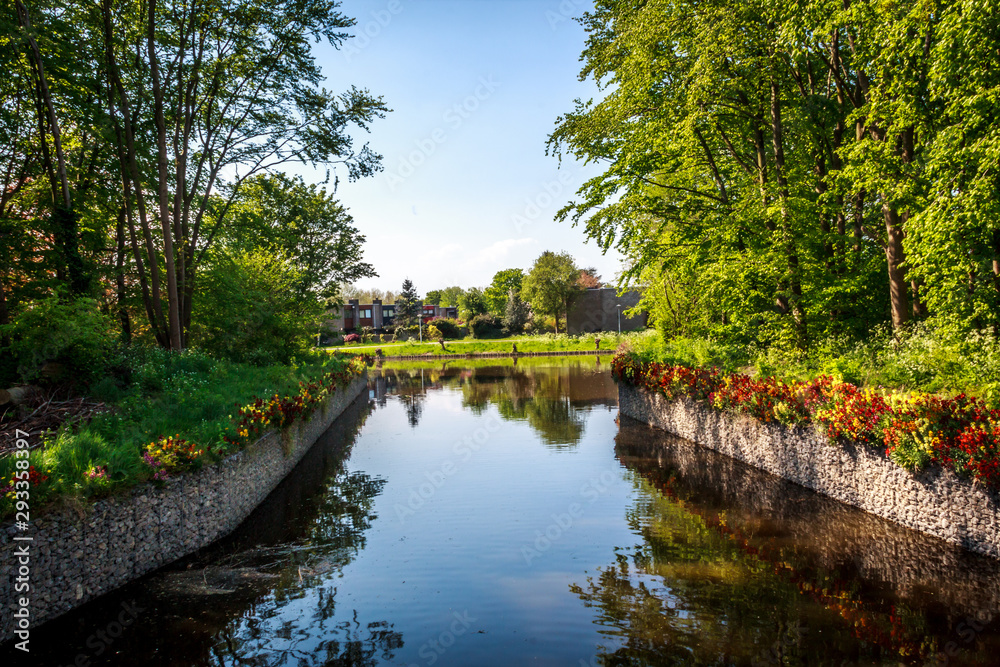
[461,370,587,447]
[570,473,911,666]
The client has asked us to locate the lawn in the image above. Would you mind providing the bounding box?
[326,331,649,356]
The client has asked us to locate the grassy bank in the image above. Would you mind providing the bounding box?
[0,349,363,519]
[327,331,645,357]
[625,325,1000,401]
[375,354,613,372]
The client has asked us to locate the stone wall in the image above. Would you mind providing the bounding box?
[0,376,367,643]
[616,419,1000,621]
[618,384,1000,560]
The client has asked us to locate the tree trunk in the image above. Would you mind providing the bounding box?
[115,207,132,344]
[101,0,169,347]
[0,279,9,348]
[883,205,910,329]
[17,0,88,295]
[147,0,183,350]
[770,76,808,347]
[992,228,1000,296]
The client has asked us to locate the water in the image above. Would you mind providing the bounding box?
[7,359,1000,666]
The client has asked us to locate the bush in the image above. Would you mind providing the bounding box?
[428,317,463,339]
[0,294,118,386]
[192,249,325,364]
[344,333,361,343]
[469,314,503,339]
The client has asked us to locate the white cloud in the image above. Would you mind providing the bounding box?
[472,237,536,264]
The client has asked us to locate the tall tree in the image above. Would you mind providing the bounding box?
[458,287,488,321]
[484,268,524,317]
[100,0,388,349]
[522,251,582,333]
[225,174,376,302]
[395,279,420,328]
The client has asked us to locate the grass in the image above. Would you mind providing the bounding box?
[0,347,360,518]
[375,354,614,372]
[327,331,648,356]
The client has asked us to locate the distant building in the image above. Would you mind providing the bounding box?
[337,299,458,333]
[566,288,646,334]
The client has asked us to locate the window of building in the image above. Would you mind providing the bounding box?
[360,308,372,319]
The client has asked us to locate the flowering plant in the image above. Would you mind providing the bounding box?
[142,435,206,481]
[223,363,362,449]
[0,465,49,500]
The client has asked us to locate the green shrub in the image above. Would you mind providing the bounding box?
[428,317,463,339]
[191,249,325,364]
[0,294,118,385]
[469,314,503,338]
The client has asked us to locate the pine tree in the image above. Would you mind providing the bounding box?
[396,278,420,328]
[504,289,530,334]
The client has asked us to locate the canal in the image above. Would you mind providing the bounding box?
[8,359,1000,665]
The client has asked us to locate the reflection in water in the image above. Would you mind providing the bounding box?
[594,416,1000,665]
[8,361,1000,666]
[371,360,614,446]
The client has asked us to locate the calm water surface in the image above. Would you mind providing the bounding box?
[9,359,1000,666]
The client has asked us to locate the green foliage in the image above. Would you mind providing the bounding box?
[426,324,442,340]
[548,0,1000,346]
[503,290,531,334]
[428,318,463,339]
[468,314,504,339]
[438,286,466,307]
[633,321,1000,402]
[459,287,488,321]
[192,248,325,365]
[425,289,443,306]
[395,279,420,328]
[0,295,118,385]
[522,251,582,333]
[225,174,377,301]
[484,268,524,316]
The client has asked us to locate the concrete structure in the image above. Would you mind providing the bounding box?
[566,288,646,334]
[618,384,1000,560]
[0,377,368,643]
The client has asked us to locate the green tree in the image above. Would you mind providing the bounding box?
[226,174,376,302]
[484,268,524,316]
[99,0,388,349]
[503,289,530,334]
[425,289,443,306]
[522,251,582,334]
[459,287,488,321]
[395,279,420,328]
[547,0,897,347]
[193,248,325,364]
[439,286,466,307]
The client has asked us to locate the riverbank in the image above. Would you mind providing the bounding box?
[0,375,368,644]
[0,350,365,521]
[326,331,646,357]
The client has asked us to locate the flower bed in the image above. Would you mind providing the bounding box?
[612,352,1000,488]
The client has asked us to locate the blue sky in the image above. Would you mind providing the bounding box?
[301,0,622,295]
